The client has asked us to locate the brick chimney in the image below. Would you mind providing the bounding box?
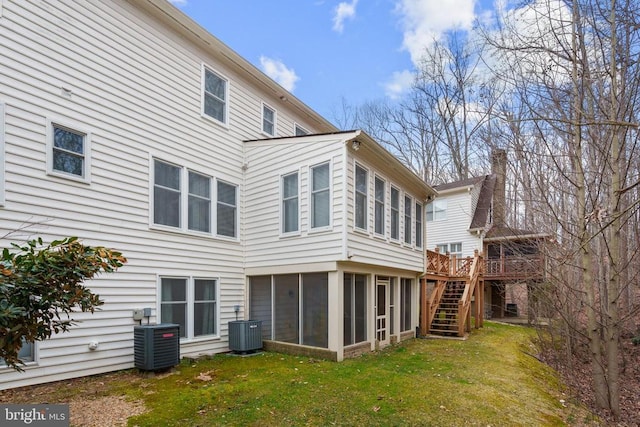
[491,149,507,227]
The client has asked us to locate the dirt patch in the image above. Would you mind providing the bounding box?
[0,371,148,427]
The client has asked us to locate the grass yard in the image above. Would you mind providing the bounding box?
[1,322,599,426]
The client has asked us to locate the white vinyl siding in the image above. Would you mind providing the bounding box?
[374,176,385,236]
[311,162,330,229]
[0,102,4,205]
[425,190,481,257]
[262,102,276,136]
[202,66,228,124]
[282,171,299,233]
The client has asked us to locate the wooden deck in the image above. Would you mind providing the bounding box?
[484,255,544,280]
[421,249,484,337]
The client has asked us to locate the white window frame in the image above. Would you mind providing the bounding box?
[354,163,368,232]
[294,123,309,136]
[374,175,386,237]
[281,170,300,235]
[151,157,238,240]
[427,199,447,222]
[449,242,463,258]
[404,195,412,245]
[0,102,5,206]
[0,339,37,368]
[215,179,238,239]
[415,201,423,249]
[158,276,220,341]
[201,64,229,127]
[46,119,91,183]
[188,170,212,233]
[310,161,331,230]
[262,102,276,136]
[390,186,400,241]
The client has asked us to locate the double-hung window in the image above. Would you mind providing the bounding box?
[188,171,211,233]
[217,180,237,238]
[282,172,299,233]
[311,162,330,228]
[390,187,400,240]
[203,66,227,124]
[355,164,368,230]
[262,103,276,136]
[160,277,218,339]
[426,199,447,221]
[415,202,423,248]
[404,195,412,244]
[154,160,181,228]
[374,177,385,235]
[152,159,236,238]
[48,122,90,181]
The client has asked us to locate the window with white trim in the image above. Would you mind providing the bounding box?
[355,164,368,230]
[294,124,309,136]
[203,66,227,124]
[390,186,400,240]
[0,340,34,366]
[404,195,412,244]
[217,180,237,238]
[48,122,90,181]
[311,162,330,228]
[450,242,463,257]
[160,277,218,339]
[188,171,211,233]
[262,103,276,136]
[282,171,299,233]
[426,199,447,221]
[374,176,385,235]
[152,158,236,238]
[415,202,423,248]
[154,159,181,228]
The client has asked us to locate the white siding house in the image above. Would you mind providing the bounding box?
[425,177,486,259]
[0,1,434,388]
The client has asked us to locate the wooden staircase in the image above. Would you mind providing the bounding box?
[429,281,466,336]
[420,249,484,338]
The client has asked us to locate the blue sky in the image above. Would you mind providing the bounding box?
[169,0,495,122]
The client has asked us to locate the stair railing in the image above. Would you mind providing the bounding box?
[456,250,483,336]
[427,279,446,331]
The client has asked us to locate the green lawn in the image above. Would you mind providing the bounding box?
[105,322,596,426]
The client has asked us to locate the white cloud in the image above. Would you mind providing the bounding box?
[259,56,300,92]
[383,70,415,99]
[333,0,359,33]
[395,0,476,66]
[167,0,187,6]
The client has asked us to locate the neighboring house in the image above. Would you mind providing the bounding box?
[0,1,434,389]
[425,150,546,322]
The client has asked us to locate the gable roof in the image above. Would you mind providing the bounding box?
[245,130,436,199]
[433,176,484,193]
[469,175,495,230]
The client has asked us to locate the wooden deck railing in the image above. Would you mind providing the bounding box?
[426,248,450,275]
[457,251,483,336]
[484,255,543,279]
